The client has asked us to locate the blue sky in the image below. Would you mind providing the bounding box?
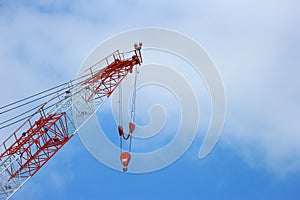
[0,0,300,199]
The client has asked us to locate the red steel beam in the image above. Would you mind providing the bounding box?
[10,112,72,179]
[83,54,141,102]
[0,47,142,194]
[0,110,72,180]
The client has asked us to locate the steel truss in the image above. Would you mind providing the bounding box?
[0,45,142,200]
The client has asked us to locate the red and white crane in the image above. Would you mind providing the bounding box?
[0,43,143,200]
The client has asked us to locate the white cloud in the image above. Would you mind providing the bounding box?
[184,0,300,176]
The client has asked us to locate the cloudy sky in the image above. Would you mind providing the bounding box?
[1,0,300,199]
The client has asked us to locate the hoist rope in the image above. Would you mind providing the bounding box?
[118,66,139,153]
[119,83,123,153]
[0,62,107,129]
[129,66,138,152]
[0,71,92,112]
[130,66,138,122]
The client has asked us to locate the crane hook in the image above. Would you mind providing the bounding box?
[120,152,131,172]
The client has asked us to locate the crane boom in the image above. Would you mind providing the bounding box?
[0,45,142,200]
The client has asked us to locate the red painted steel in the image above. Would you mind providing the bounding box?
[0,108,72,180]
[0,47,142,186]
[82,54,141,102]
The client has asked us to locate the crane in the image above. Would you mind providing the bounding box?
[0,43,143,200]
